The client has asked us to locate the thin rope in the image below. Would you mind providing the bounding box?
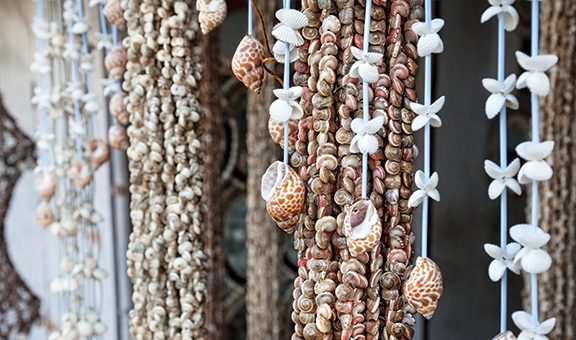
[248,0,253,36]
[421,0,432,259]
[282,0,290,164]
[360,0,372,199]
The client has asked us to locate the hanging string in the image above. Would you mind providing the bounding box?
[282,0,290,164]
[35,0,51,167]
[529,0,540,325]
[248,0,253,36]
[68,19,84,157]
[360,0,372,199]
[421,0,432,259]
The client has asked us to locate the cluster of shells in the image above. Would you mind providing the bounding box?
[123,0,208,338]
[231,0,446,338]
[31,0,112,338]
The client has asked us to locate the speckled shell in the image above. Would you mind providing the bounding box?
[68,160,93,189]
[268,118,297,152]
[232,35,265,93]
[108,124,129,150]
[88,138,110,169]
[109,91,129,124]
[104,0,125,27]
[492,331,516,340]
[104,46,127,79]
[343,199,382,257]
[404,257,443,319]
[36,201,55,228]
[261,161,305,232]
[35,171,56,200]
[197,0,227,34]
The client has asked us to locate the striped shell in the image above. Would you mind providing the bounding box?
[404,257,443,319]
[492,331,516,340]
[268,118,297,152]
[232,35,265,94]
[197,0,227,35]
[343,199,382,257]
[261,161,305,233]
[103,0,125,27]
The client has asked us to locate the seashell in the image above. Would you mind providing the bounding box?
[68,159,93,188]
[273,41,298,63]
[35,171,56,200]
[232,35,265,93]
[261,161,306,232]
[404,256,443,319]
[109,91,129,124]
[108,124,129,150]
[272,25,305,46]
[88,138,110,169]
[36,201,55,228]
[268,118,297,152]
[103,0,125,27]
[272,9,309,46]
[197,0,227,34]
[492,331,516,340]
[343,200,382,257]
[104,46,127,79]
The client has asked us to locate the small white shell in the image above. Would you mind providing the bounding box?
[272,24,304,46]
[276,9,308,29]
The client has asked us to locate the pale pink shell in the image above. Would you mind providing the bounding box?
[232,35,265,94]
[261,161,305,233]
[104,0,125,27]
[268,118,297,152]
[492,331,516,340]
[343,199,382,257]
[404,257,443,319]
[89,138,110,169]
[109,91,129,124]
[35,171,56,201]
[68,159,93,188]
[36,201,55,228]
[104,46,127,79]
[108,124,129,150]
[198,0,227,35]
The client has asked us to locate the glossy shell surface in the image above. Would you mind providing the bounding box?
[232,35,265,93]
[404,256,443,319]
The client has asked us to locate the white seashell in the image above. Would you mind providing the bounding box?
[71,21,89,35]
[275,9,308,29]
[92,322,107,335]
[273,41,298,63]
[272,24,304,46]
[77,320,92,337]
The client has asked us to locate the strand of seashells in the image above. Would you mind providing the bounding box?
[124,0,208,338]
[32,0,109,338]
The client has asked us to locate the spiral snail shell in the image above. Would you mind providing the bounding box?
[108,124,129,150]
[343,199,382,257]
[232,35,265,94]
[103,0,125,27]
[197,0,227,35]
[404,257,443,319]
[109,91,129,125]
[261,161,306,232]
[104,46,127,80]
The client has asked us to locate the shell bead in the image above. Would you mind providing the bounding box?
[232,35,265,94]
[343,199,382,257]
[404,256,443,319]
[197,0,227,35]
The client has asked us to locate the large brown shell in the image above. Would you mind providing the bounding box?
[261,161,306,232]
[268,118,298,152]
[198,0,227,34]
[404,257,443,319]
[231,35,265,93]
[104,46,127,79]
[104,0,125,27]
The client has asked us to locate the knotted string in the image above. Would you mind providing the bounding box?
[360,0,372,199]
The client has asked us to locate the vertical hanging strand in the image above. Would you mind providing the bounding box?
[282,0,291,163]
[360,0,372,200]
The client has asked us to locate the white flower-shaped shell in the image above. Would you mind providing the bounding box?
[484,242,521,282]
[512,311,556,340]
[515,51,558,97]
[273,41,298,63]
[482,74,519,119]
[410,96,445,131]
[510,224,552,274]
[515,141,554,184]
[349,47,382,83]
[412,19,445,57]
[101,77,121,96]
[269,86,304,122]
[408,171,440,208]
[350,115,384,154]
[484,158,522,199]
[272,9,308,46]
[481,0,519,32]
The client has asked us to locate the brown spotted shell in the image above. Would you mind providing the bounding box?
[404,257,443,319]
[232,35,265,93]
[103,0,125,27]
[492,331,516,340]
[88,138,110,169]
[35,171,56,201]
[343,199,382,257]
[261,161,306,232]
[197,0,227,34]
[108,124,129,150]
[104,46,127,79]
[109,91,129,124]
[67,159,93,189]
[268,118,297,152]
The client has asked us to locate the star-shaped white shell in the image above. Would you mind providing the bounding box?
[482,74,519,119]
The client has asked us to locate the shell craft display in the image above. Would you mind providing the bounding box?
[197,0,227,35]
[404,256,444,319]
[232,35,265,94]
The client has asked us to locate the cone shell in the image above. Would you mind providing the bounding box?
[198,0,227,34]
[88,138,110,169]
[108,124,129,150]
[103,0,125,27]
[36,201,55,228]
[232,35,265,93]
[404,257,443,319]
[35,171,56,200]
[343,199,382,257]
[492,331,516,340]
[109,91,129,124]
[104,46,127,79]
[261,161,305,232]
[68,160,93,189]
[268,118,297,152]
